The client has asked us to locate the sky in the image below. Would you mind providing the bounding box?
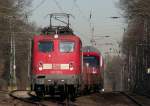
[29,0,125,55]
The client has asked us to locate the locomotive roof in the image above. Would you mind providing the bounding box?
[41,26,74,35]
[83,52,100,58]
[33,34,80,40]
[82,46,100,53]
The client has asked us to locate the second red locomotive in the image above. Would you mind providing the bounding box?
[82,46,103,93]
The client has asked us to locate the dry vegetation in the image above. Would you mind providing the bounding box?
[0,0,35,90]
[119,0,150,94]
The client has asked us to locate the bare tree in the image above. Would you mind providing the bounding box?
[0,0,35,90]
[119,0,150,94]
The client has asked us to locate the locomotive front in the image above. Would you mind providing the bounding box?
[82,46,103,92]
[31,34,82,99]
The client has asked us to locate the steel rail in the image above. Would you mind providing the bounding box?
[120,92,143,106]
[9,90,47,106]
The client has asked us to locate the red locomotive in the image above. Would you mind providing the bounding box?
[31,13,103,100]
[31,13,82,99]
[82,46,103,93]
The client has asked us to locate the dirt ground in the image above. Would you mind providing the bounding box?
[0,92,138,106]
[75,93,137,106]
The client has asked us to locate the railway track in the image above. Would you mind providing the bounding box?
[139,93,150,99]
[119,92,143,106]
[120,92,150,106]
[98,91,147,106]
[0,90,148,106]
[0,90,23,106]
[9,90,77,106]
[9,90,46,106]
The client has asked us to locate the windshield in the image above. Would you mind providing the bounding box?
[38,41,53,52]
[83,56,99,67]
[60,41,75,53]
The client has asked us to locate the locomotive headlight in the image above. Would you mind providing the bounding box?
[39,66,43,71]
[38,62,43,71]
[70,67,74,71]
[61,79,64,82]
[86,63,89,67]
[102,88,105,92]
[48,80,52,82]
[69,63,74,71]
[54,34,58,38]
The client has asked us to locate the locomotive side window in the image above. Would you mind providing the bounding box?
[38,41,53,52]
[83,56,99,67]
[59,41,75,53]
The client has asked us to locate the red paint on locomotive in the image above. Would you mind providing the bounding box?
[32,35,82,75]
[82,46,103,92]
[31,34,82,98]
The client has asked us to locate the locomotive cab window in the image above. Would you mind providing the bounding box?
[38,41,53,52]
[60,41,75,53]
[83,56,100,67]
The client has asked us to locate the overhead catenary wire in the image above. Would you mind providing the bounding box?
[72,0,95,41]
[73,0,89,21]
[69,0,76,13]
[29,0,46,13]
[45,0,85,39]
[52,0,64,13]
